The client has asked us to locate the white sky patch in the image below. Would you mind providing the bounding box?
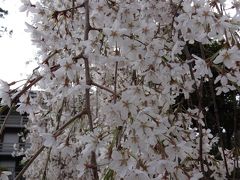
[0,0,37,83]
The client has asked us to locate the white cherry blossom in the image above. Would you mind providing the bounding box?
[2,0,240,179]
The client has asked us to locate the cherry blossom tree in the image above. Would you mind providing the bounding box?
[0,0,240,179]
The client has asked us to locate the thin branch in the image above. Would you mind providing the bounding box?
[170,0,184,34]
[71,0,75,20]
[15,110,87,180]
[41,99,65,180]
[0,52,60,137]
[12,76,43,104]
[54,3,84,15]
[12,51,60,104]
[41,147,52,180]
[31,50,60,73]
[91,81,115,95]
[122,34,147,46]
[15,146,45,180]
[198,43,206,177]
[114,62,118,103]
[95,88,99,118]
[113,61,122,150]
[84,0,90,41]
[90,26,102,31]
[53,110,87,137]
[184,44,205,176]
[83,61,94,132]
[56,98,66,130]
[233,91,239,179]
[209,78,230,177]
[83,1,99,179]
[12,63,58,103]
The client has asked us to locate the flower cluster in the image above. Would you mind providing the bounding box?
[1,0,240,179]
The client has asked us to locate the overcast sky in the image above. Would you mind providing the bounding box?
[0,0,36,83]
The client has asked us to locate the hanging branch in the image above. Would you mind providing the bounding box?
[95,87,99,118]
[209,78,230,177]
[83,0,99,179]
[14,109,87,180]
[41,147,52,180]
[184,44,205,177]
[113,61,122,150]
[41,99,66,180]
[71,0,76,20]
[114,62,118,103]
[233,91,239,179]
[198,43,206,177]
[15,146,45,180]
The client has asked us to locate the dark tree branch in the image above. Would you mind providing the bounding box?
[184,44,205,177]
[91,81,115,95]
[83,0,99,179]
[114,62,118,103]
[209,78,230,177]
